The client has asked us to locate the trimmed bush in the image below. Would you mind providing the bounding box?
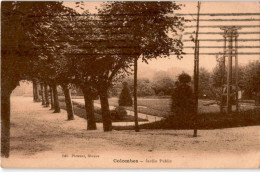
[178,72,192,84]
[118,82,133,106]
[111,106,127,120]
[171,73,194,124]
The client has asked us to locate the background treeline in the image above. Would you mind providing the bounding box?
[69,60,259,101]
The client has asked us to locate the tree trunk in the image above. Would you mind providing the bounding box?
[1,91,11,158]
[82,87,97,130]
[35,83,40,102]
[33,80,36,102]
[33,80,40,102]
[1,79,17,158]
[134,57,139,132]
[40,83,46,106]
[52,83,60,113]
[50,86,54,109]
[44,83,50,107]
[99,88,112,131]
[62,84,74,120]
[255,92,260,106]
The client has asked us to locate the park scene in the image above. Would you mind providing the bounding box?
[1,1,260,168]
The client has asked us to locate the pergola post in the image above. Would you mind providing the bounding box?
[220,26,241,115]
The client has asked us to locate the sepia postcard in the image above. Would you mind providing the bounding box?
[1,1,260,169]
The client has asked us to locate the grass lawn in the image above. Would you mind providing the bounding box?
[94,97,172,117]
[67,96,257,118]
[59,99,148,123]
[94,97,221,117]
[59,96,259,129]
[93,97,256,118]
[113,108,260,130]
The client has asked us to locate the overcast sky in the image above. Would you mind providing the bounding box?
[63,1,260,72]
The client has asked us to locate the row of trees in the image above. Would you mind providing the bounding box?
[2,1,185,157]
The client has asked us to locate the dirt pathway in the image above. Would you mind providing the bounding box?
[1,97,259,168]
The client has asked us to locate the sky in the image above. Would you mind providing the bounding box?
[63,1,260,72]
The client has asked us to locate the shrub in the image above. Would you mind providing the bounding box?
[118,82,133,106]
[178,72,191,84]
[111,106,127,120]
[94,108,102,115]
[171,73,194,123]
[158,91,165,96]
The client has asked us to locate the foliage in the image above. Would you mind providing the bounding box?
[3,1,187,133]
[71,87,84,96]
[2,1,72,88]
[1,1,76,158]
[152,77,175,96]
[178,72,191,84]
[100,2,185,62]
[119,82,133,106]
[94,1,185,91]
[198,68,211,98]
[171,73,194,120]
[211,61,259,101]
[136,79,155,96]
[197,67,222,100]
[111,107,127,120]
[240,60,260,100]
[124,78,155,97]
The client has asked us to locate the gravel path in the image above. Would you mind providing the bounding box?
[1,96,259,168]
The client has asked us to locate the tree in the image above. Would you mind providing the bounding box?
[28,4,78,118]
[61,84,74,120]
[152,77,175,96]
[211,63,244,102]
[119,82,133,106]
[49,86,54,109]
[65,12,100,130]
[240,60,260,104]
[198,67,211,98]
[99,2,185,132]
[40,83,46,105]
[32,79,40,102]
[122,78,155,97]
[52,83,61,113]
[136,79,155,97]
[1,1,71,157]
[66,9,135,131]
[44,83,50,107]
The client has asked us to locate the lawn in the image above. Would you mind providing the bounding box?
[93,97,256,118]
[66,96,257,118]
[93,97,219,117]
[113,108,260,130]
[59,98,148,123]
[59,95,259,129]
[94,97,172,117]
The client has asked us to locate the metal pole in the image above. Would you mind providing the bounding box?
[220,34,227,113]
[235,35,239,113]
[227,31,233,114]
[193,40,200,137]
[134,57,139,132]
[193,1,201,137]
